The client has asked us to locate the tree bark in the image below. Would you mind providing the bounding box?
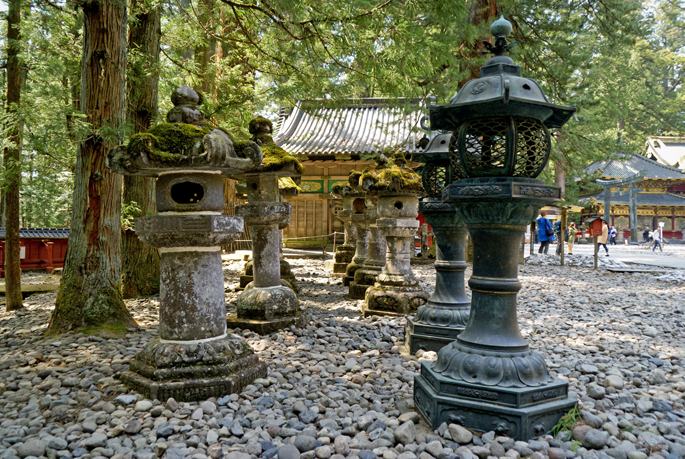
[122,0,161,298]
[47,0,137,334]
[4,0,24,312]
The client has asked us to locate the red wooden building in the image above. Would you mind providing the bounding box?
[0,228,69,277]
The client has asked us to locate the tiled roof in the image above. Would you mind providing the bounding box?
[0,228,70,239]
[579,192,685,207]
[274,98,431,156]
[585,152,685,180]
[644,137,685,169]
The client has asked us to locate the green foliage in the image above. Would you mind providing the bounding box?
[552,404,581,437]
[121,200,142,231]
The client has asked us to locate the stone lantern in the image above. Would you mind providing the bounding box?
[405,133,471,354]
[348,167,387,300]
[362,153,429,316]
[413,17,578,440]
[331,180,369,287]
[108,85,266,401]
[327,186,358,276]
[226,116,305,334]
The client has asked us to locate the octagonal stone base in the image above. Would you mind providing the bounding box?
[362,284,429,317]
[121,335,266,402]
[414,361,576,440]
[231,284,303,333]
[404,317,464,354]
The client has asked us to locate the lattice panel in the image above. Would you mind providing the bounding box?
[462,118,508,172]
[449,132,469,180]
[513,118,550,178]
[422,163,450,197]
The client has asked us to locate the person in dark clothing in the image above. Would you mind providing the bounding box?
[537,211,553,254]
[554,220,563,255]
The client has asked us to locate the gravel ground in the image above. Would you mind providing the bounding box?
[0,255,683,459]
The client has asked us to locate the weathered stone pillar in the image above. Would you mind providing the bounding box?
[344,207,369,286]
[363,194,429,316]
[110,85,267,401]
[326,196,357,275]
[228,174,302,333]
[349,197,386,299]
[405,199,470,354]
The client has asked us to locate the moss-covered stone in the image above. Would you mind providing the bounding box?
[147,123,210,153]
[360,152,424,195]
[247,116,304,175]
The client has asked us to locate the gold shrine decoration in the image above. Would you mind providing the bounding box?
[614,216,629,229]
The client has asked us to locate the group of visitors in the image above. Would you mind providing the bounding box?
[536,213,666,255]
[536,211,578,255]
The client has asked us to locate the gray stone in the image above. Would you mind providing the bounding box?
[166,398,179,411]
[582,430,609,450]
[294,435,318,452]
[115,395,137,405]
[627,453,647,459]
[394,421,416,445]
[647,370,667,385]
[84,433,108,449]
[489,442,506,457]
[425,441,443,458]
[588,383,606,400]
[549,448,566,459]
[279,445,302,459]
[448,424,472,445]
[124,419,143,435]
[606,449,628,459]
[573,425,593,442]
[398,412,421,424]
[581,411,603,428]
[47,437,68,450]
[156,422,174,438]
[226,453,251,459]
[604,375,624,389]
[201,401,217,414]
[315,446,332,459]
[16,440,46,458]
[334,436,350,456]
[134,400,153,412]
[359,451,377,459]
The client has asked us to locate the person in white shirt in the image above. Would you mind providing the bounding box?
[653,227,663,252]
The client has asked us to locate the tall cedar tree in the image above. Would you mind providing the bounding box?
[47,0,138,334]
[4,0,23,311]
[121,0,161,298]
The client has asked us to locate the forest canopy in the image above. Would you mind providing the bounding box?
[1,0,684,225]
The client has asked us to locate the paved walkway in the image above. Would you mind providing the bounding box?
[526,242,685,270]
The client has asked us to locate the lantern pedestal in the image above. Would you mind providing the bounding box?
[405,200,470,354]
[349,201,386,299]
[327,196,357,275]
[121,173,267,402]
[364,195,428,316]
[344,213,369,286]
[414,177,575,440]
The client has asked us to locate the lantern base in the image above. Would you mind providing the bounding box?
[122,335,267,402]
[415,361,575,441]
[363,284,429,317]
[324,260,349,275]
[404,317,464,354]
[226,312,305,335]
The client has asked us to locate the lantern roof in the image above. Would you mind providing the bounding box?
[430,16,576,132]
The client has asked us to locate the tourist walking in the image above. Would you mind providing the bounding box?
[597,220,609,256]
[554,219,563,255]
[567,222,577,255]
[643,227,650,243]
[653,226,663,252]
[537,211,553,254]
[609,226,617,245]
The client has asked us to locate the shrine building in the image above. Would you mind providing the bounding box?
[579,152,685,240]
[274,98,430,248]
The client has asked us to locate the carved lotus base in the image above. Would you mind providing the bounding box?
[414,361,575,440]
[363,284,429,317]
[404,317,464,355]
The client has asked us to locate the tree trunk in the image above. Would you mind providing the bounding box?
[47,0,137,334]
[4,0,23,312]
[122,0,161,298]
[554,159,566,198]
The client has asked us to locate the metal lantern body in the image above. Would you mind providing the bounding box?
[413,16,578,440]
[405,133,471,354]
